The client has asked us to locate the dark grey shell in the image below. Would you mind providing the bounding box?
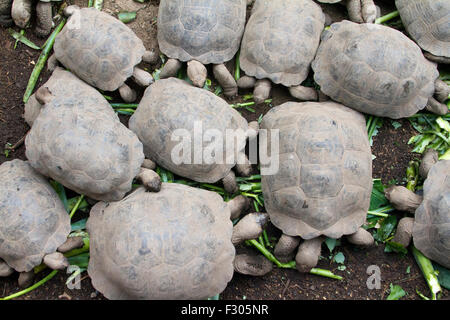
[240,0,325,86]
[413,160,450,269]
[54,7,145,91]
[396,0,450,58]
[157,0,246,64]
[0,160,70,272]
[25,69,144,202]
[129,78,248,183]
[312,21,439,119]
[87,183,235,300]
[260,101,372,239]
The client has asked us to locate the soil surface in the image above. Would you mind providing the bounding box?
[0,0,447,300]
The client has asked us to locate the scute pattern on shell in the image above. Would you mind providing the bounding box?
[157,0,246,64]
[312,21,439,119]
[0,160,70,272]
[87,183,235,300]
[25,69,144,202]
[396,0,450,58]
[240,0,325,86]
[413,160,450,269]
[129,78,248,183]
[54,7,145,91]
[260,102,372,239]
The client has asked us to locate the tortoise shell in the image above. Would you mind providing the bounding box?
[240,0,325,86]
[54,7,145,91]
[0,160,70,272]
[129,78,248,183]
[87,183,235,299]
[396,0,450,58]
[157,0,246,64]
[25,69,144,202]
[260,101,372,239]
[413,160,450,268]
[312,20,439,119]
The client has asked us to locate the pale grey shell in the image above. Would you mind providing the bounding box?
[260,101,372,239]
[54,7,145,91]
[0,160,70,272]
[25,69,144,202]
[240,0,325,86]
[413,160,450,269]
[129,78,248,183]
[312,21,439,119]
[87,183,235,300]
[157,0,246,64]
[396,0,450,58]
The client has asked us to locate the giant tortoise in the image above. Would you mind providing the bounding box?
[259,101,374,272]
[87,183,269,299]
[51,6,157,102]
[237,0,325,104]
[25,68,160,202]
[0,160,82,287]
[312,21,450,118]
[396,0,450,64]
[129,78,258,193]
[386,149,450,269]
[157,0,247,97]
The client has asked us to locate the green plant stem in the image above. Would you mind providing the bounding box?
[247,239,343,280]
[110,103,138,109]
[69,195,85,219]
[375,11,399,25]
[0,270,59,301]
[23,19,66,103]
[93,0,103,10]
[412,246,441,300]
[234,50,240,81]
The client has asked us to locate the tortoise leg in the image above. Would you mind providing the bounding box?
[295,237,324,273]
[346,0,377,24]
[47,53,59,72]
[63,4,80,17]
[246,121,259,140]
[18,271,34,288]
[0,259,14,277]
[159,58,182,79]
[213,63,238,98]
[57,236,84,253]
[137,167,161,192]
[237,75,257,89]
[222,170,238,194]
[141,159,157,170]
[419,149,439,179]
[132,67,154,87]
[227,195,249,220]
[231,212,269,245]
[187,60,207,88]
[35,1,53,38]
[288,85,318,101]
[385,186,423,214]
[235,153,253,177]
[253,79,271,105]
[346,228,374,246]
[43,252,69,270]
[35,86,53,105]
[274,234,301,263]
[424,52,450,65]
[118,83,137,103]
[434,79,450,103]
[425,97,448,116]
[142,50,159,64]
[234,254,273,276]
[391,217,414,248]
[11,0,32,28]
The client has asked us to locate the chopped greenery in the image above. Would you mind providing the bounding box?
[386,283,406,300]
[118,12,137,24]
[408,113,449,156]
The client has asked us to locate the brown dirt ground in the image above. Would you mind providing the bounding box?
[0,0,447,300]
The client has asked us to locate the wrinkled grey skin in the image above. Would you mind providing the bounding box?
[87,184,235,300]
[0,0,12,26]
[0,160,70,273]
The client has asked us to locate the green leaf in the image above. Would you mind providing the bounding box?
[387,283,406,300]
[374,215,397,243]
[71,218,87,232]
[333,252,345,264]
[433,263,450,290]
[50,181,69,212]
[391,121,402,129]
[385,241,408,255]
[325,238,337,253]
[406,266,411,274]
[369,179,389,210]
[118,12,137,23]
[8,29,41,50]
[67,252,90,268]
